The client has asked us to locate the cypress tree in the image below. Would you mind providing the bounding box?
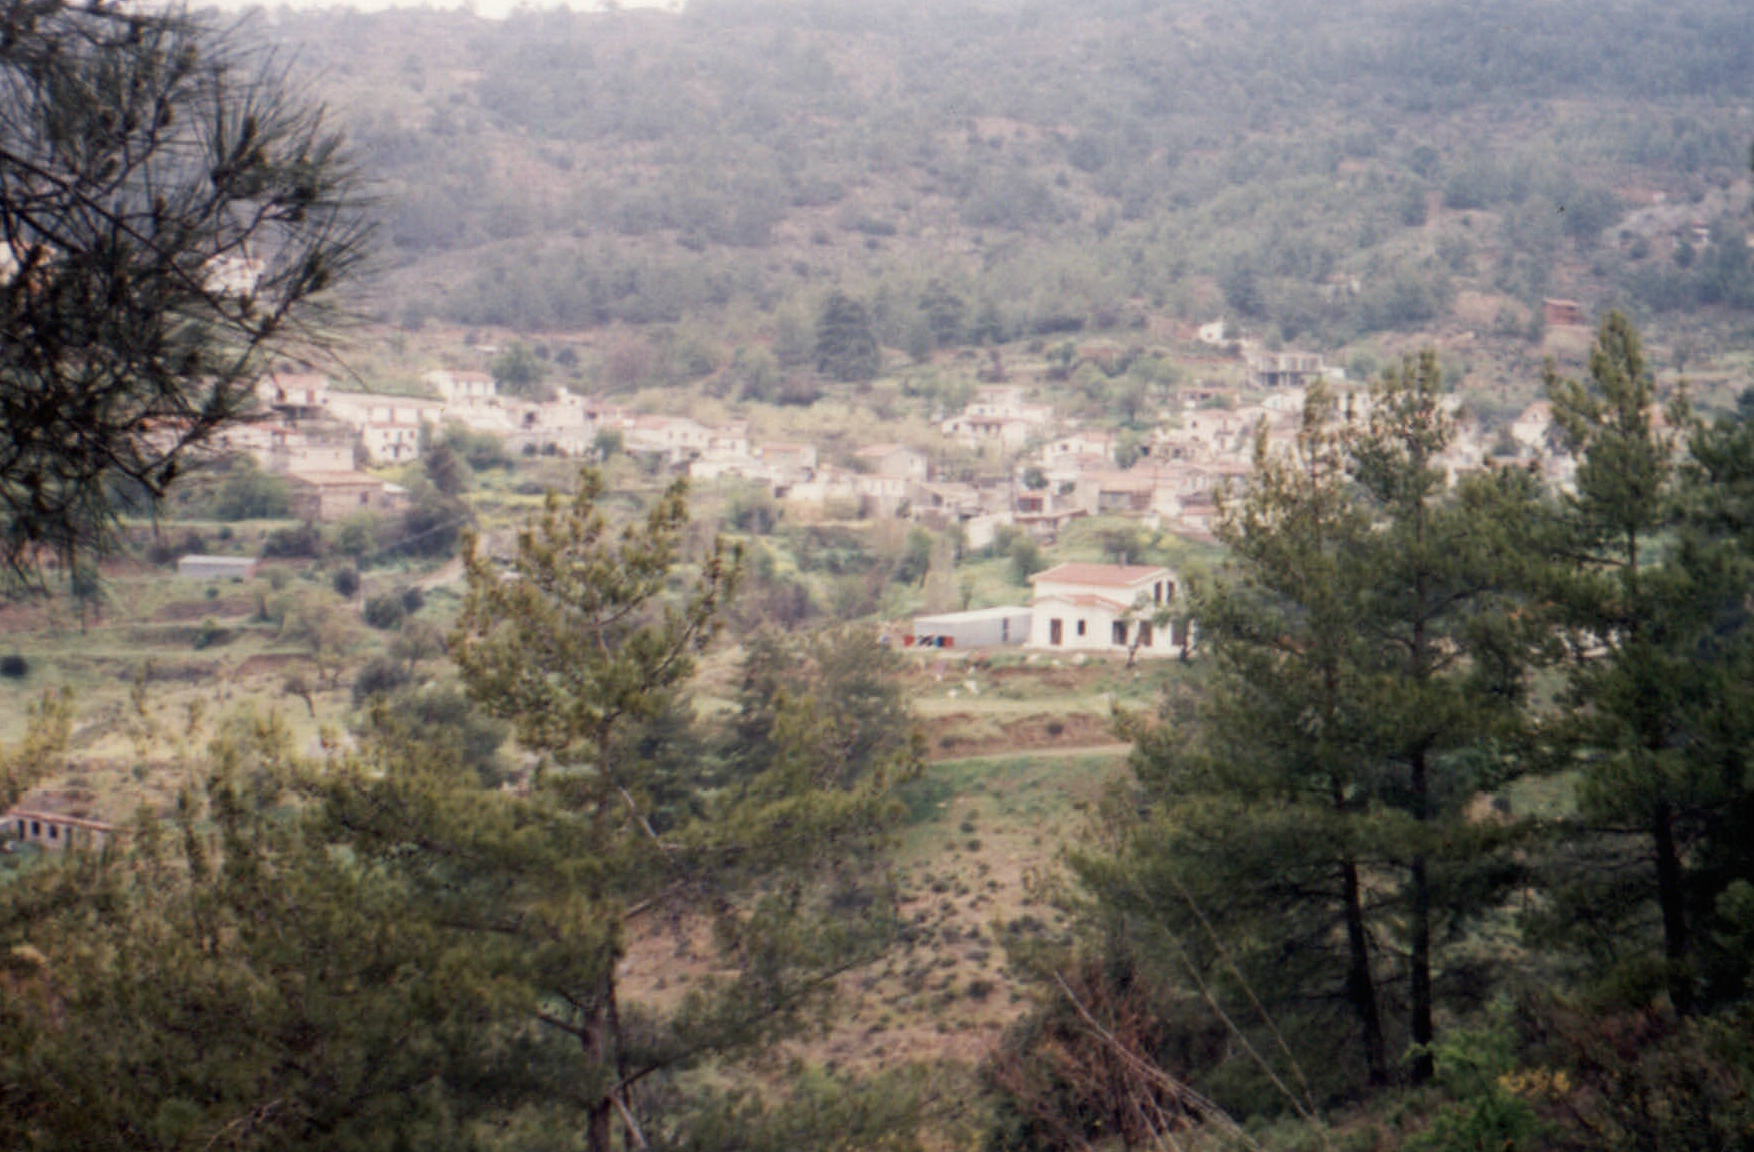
[814,292,881,382]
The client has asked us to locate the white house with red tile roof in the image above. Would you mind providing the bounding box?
[1028,562,1182,657]
[756,442,820,481]
[1043,431,1117,464]
[942,412,1039,447]
[624,415,713,463]
[941,385,1053,446]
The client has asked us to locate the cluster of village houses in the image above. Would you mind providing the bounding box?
[202,337,1579,660]
[8,334,1597,848]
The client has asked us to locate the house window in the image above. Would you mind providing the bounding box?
[47,824,56,840]
[1113,621,1128,645]
[1049,619,1063,646]
[1076,619,1086,637]
[1001,619,1010,643]
[1139,621,1154,647]
[30,821,39,837]
[360,494,369,505]
[1154,582,1163,604]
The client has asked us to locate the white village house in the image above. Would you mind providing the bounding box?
[1028,562,1185,658]
[423,368,498,405]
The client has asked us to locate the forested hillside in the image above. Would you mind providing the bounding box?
[271,0,1754,360]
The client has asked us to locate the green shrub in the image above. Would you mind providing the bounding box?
[262,522,323,559]
[362,593,407,631]
[1408,1009,1541,1152]
[351,656,411,705]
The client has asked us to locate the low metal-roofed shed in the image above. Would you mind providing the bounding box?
[909,606,1032,649]
[176,555,257,580]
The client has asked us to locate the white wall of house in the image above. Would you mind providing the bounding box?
[362,423,422,462]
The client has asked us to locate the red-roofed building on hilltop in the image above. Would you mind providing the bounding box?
[1027,563,1186,657]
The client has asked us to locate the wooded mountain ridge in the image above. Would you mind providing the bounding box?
[265,0,1754,357]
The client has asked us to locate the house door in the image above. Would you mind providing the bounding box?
[1049,618,1063,646]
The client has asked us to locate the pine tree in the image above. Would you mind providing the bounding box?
[1344,353,1545,1083]
[376,467,912,1152]
[1087,384,1397,1092]
[0,1,368,581]
[1543,312,1754,1012]
[1082,362,1544,1098]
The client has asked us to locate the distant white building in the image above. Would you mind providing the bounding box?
[941,385,1053,446]
[761,440,820,476]
[258,371,330,417]
[424,369,498,405]
[1249,350,1326,389]
[1042,431,1116,464]
[1510,401,1556,452]
[1028,562,1184,657]
[854,442,930,481]
[624,415,713,464]
[361,422,422,463]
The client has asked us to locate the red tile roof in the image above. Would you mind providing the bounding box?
[1029,563,1168,587]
